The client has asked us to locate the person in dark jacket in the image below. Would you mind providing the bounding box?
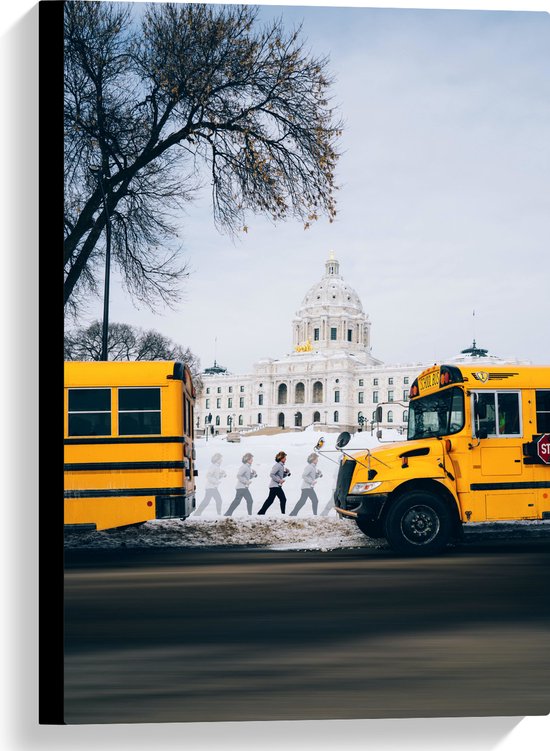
[224,453,257,516]
[257,451,290,515]
[289,453,323,516]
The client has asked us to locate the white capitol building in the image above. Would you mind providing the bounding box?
[196,252,509,436]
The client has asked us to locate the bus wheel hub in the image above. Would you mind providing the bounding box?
[401,505,440,544]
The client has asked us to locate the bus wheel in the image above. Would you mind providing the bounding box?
[384,490,452,555]
[355,516,385,539]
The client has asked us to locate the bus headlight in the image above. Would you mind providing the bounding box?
[350,481,382,494]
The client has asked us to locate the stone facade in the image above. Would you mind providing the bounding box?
[195,252,511,436]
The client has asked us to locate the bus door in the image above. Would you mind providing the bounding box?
[469,390,536,520]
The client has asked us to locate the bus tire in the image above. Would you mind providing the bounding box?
[355,516,385,539]
[384,489,452,555]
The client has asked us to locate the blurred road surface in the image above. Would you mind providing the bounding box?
[64,539,550,724]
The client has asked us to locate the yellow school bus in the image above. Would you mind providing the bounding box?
[64,360,197,531]
[332,363,550,554]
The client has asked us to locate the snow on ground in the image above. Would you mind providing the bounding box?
[64,426,550,550]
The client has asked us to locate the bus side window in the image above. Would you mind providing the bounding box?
[118,387,161,435]
[68,388,112,437]
[497,392,521,435]
[475,393,496,436]
[536,390,550,433]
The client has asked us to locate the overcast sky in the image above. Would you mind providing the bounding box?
[77,1,550,374]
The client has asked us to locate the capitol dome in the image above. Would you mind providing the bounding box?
[297,253,365,316]
[291,252,373,359]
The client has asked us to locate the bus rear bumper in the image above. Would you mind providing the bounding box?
[156,495,193,520]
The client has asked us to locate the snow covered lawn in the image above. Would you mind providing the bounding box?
[64,426,550,550]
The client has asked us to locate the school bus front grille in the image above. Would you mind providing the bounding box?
[334,459,357,509]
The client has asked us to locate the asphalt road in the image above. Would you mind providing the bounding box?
[63,539,550,725]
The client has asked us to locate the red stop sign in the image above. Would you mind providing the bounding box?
[537,434,550,464]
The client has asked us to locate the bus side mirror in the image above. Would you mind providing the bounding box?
[475,402,487,420]
[336,431,351,449]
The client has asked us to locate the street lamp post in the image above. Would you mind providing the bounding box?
[91,166,112,361]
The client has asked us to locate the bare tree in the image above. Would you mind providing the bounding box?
[64,2,342,313]
[64,320,204,393]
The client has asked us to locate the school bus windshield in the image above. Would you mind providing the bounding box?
[407,386,465,440]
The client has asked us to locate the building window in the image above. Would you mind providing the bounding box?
[313,381,323,403]
[334,411,339,422]
[404,377,409,385]
[313,411,321,422]
[295,382,305,404]
[330,327,337,340]
[388,377,394,385]
[278,383,288,404]
[403,390,409,402]
[215,415,220,426]
[388,410,394,423]
[258,394,263,406]
[228,386,233,393]
[359,379,364,387]
[373,378,378,386]
[388,390,394,402]
[217,387,221,393]
[403,410,409,423]
[334,390,340,403]
[239,397,244,408]
[373,391,379,403]
[227,398,233,408]
[216,398,221,408]
[206,387,210,394]
[205,399,210,408]
[347,329,353,342]
[227,415,232,425]
[238,415,243,426]
[314,328,320,341]
[358,392,364,404]
[258,413,262,424]
[240,385,245,392]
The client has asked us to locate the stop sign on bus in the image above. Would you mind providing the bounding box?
[537,434,550,464]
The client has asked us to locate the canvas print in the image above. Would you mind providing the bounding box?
[58,0,550,731]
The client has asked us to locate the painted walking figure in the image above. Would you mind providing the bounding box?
[257,451,290,515]
[224,453,257,516]
[289,453,323,516]
[194,453,226,516]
